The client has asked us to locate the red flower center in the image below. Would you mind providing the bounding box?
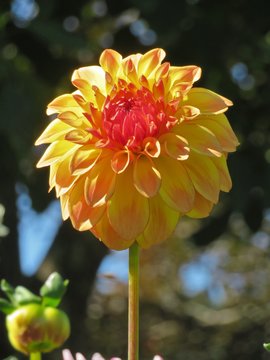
[101,88,178,151]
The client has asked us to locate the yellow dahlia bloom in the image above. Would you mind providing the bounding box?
[36,48,238,250]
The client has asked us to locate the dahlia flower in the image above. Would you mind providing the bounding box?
[62,349,163,360]
[36,48,238,250]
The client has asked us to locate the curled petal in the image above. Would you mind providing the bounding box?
[156,155,195,212]
[99,49,122,80]
[47,94,81,115]
[178,123,222,157]
[92,214,134,250]
[70,146,102,175]
[133,155,161,197]
[187,192,214,218]
[36,141,77,168]
[179,105,200,120]
[108,166,149,240]
[68,177,105,231]
[111,150,131,174]
[184,88,233,115]
[137,195,179,248]
[194,114,239,152]
[84,157,116,207]
[159,132,190,160]
[185,153,220,203]
[212,155,232,192]
[138,48,166,78]
[35,119,71,145]
[143,137,161,158]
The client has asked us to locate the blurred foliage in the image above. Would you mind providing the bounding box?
[1,0,270,359]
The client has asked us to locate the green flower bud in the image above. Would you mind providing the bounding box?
[6,303,70,354]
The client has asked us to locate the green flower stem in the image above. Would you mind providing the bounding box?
[30,352,41,360]
[128,242,140,360]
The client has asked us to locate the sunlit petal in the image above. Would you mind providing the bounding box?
[183,88,233,115]
[185,153,220,203]
[133,155,161,197]
[47,94,81,115]
[108,166,149,240]
[138,48,166,78]
[35,119,71,145]
[187,191,214,218]
[85,157,116,207]
[137,195,179,248]
[177,123,222,157]
[36,141,78,168]
[92,215,134,250]
[156,155,195,212]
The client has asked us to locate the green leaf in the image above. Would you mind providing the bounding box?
[264,343,270,351]
[0,298,15,314]
[40,272,69,308]
[1,279,15,303]
[13,286,41,306]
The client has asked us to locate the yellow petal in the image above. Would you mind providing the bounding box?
[92,214,134,250]
[46,94,81,115]
[48,162,58,192]
[159,132,190,160]
[36,141,77,168]
[35,119,71,145]
[137,194,179,248]
[133,155,161,198]
[108,166,149,240]
[58,111,86,128]
[122,56,139,85]
[155,62,170,81]
[65,129,91,144]
[84,157,116,207]
[71,66,106,95]
[156,155,195,212]
[70,146,102,175]
[68,177,105,231]
[212,155,232,192]
[99,49,122,80]
[138,48,166,78]
[55,156,77,196]
[177,123,222,157]
[185,153,220,203]
[187,192,214,218]
[168,66,202,85]
[184,88,232,115]
[60,194,69,220]
[193,114,239,152]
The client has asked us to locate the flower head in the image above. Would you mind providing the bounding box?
[36,48,238,250]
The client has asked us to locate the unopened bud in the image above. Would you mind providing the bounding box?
[6,303,70,354]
